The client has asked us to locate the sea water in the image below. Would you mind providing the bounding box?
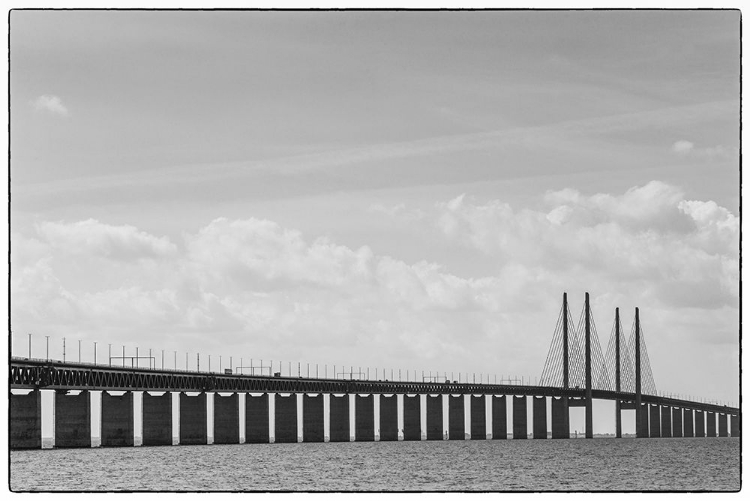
[9,437,740,492]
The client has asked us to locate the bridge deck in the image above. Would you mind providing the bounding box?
[10,358,738,415]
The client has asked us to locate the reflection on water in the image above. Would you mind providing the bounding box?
[10,438,740,492]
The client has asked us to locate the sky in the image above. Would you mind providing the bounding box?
[9,10,741,431]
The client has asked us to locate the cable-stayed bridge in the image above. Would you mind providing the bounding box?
[9,292,740,448]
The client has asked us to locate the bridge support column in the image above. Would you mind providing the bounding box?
[355,395,375,441]
[329,394,350,442]
[55,390,91,448]
[638,403,649,438]
[303,394,324,442]
[426,395,443,440]
[470,395,486,440]
[661,405,672,438]
[513,396,527,439]
[615,400,622,438]
[213,393,239,444]
[551,397,568,439]
[143,392,172,446]
[448,395,465,440]
[672,407,682,438]
[275,394,298,443]
[533,396,547,439]
[683,408,694,438]
[101,391,134,447]
[10,390,42,449]
[403,395,421,441]
[718,414,728,437]
[707,411,716,437]
[649,404,661,438]
[379,395,398,441]
[730,414,740,437]
[245,393,270,443]
[179,392,207,445]
[492,395,507,439]
[695,410,705,438]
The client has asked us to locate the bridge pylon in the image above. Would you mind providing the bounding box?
[635,307,643,437]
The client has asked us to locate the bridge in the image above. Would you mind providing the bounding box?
[9,293,740,448]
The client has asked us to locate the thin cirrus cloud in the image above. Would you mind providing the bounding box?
[31,94,69,116]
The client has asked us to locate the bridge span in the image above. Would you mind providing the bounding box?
[10,356,740,449]
[9,292,740,449]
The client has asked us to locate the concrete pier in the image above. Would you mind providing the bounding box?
[695,410,705,438]
[615,400,622,438]
[142,392,172,446]
[671,407,682,438]
[101,391,134,447]
[660,405,672,438]
[245,393,270,443]
[683,408,694,437]
[492,395,507,439]
[551,397,567,439]
[533,396,547,439]
[55,390,91,448]
[274,394,298,443]
[329,395,349,442]
[403,395,421,441]
[730,414,740,437]
[470,395,486,440]
[638,403,649,438]
[649,405,661,438]
[303,394,324,442]
[448,395,465,440]
[707,411,716,437]
[718,414,728,437]
[355,395,375,442]
[426,395,443,440]
[10,390,42,449]
[213,393,239,444]
[379,395,398,441]
[180,392,207,445]
[513,396,527,439]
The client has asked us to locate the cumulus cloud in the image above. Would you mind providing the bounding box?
[12,216,508,369]
[32,94,69,116]
[430,181,738,310]
[35,219,177,260]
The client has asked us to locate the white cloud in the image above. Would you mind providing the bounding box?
[672,140,694,154]
[32,94,69,116]
[430,181,738,310]
[36,219,177,260]
[671,140,737,161]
